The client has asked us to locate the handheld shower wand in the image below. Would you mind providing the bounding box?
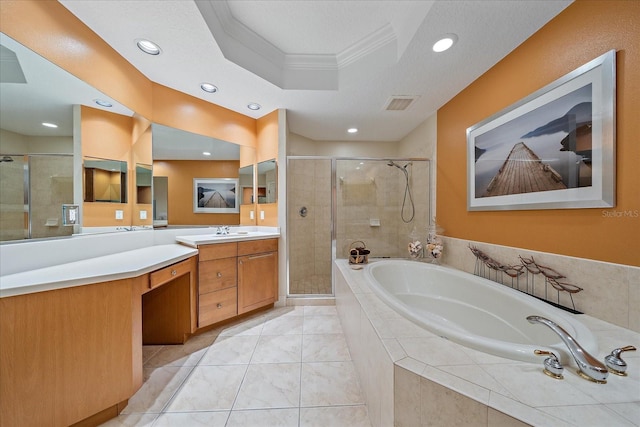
[387,160,415,223]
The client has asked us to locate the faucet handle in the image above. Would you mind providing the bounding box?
[604,345,636,376]
[534,349,564,379]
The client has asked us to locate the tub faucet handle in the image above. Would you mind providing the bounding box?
[604,345,636,376]
[534,349,564,379]
[527,315,608,383]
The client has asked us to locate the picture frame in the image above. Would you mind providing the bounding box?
[467,50,616,211]
[193,178,239,213]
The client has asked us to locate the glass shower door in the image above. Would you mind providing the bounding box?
[287,157,333,295]
[0,154,74,241]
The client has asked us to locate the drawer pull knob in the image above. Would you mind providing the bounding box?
[217,272,222,278]
[217,303,223,309]
[171,270,177,276]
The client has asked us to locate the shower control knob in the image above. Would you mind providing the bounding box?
[605,345,636,376]
[535,349,564,379]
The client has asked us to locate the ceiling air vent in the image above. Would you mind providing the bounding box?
[384,96,418,111]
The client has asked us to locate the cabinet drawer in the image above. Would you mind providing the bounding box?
[238,238,278,256]
[199,242,237,262]
[149,258,193,290]
[199,257,237,294]
[198,287,237,327]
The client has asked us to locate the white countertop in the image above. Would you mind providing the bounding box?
[176,230,280,247]
[0,244,197,298]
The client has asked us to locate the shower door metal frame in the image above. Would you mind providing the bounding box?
[286,156,430,298]
[0,153,74,241]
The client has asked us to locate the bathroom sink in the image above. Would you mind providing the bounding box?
[175,230,278,248]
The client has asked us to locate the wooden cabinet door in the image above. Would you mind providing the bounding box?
[0,279,134,427]
[237,251,278,315]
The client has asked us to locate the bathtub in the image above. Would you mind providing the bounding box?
[364,259,597,364]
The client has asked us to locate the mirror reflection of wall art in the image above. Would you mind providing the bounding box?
[193,178,239,213]
[467,50,616,211]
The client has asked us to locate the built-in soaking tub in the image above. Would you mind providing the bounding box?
[364,259,597,364]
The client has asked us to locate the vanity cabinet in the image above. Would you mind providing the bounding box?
[0,254,198,427]
[197,242,238,327]
[196,238,278,325]
[0,278,136,427]
[238,239,278,315]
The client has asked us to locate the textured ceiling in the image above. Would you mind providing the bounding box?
[55,1,572,142]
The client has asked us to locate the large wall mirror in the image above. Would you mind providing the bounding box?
[152,123,253,227]
[0,32,138,242]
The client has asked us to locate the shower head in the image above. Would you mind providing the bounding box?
[0,156,14,163]
[387,160,409,170]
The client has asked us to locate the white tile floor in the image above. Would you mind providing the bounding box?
[100,305,371,427]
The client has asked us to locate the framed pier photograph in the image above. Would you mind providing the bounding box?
[193,178,239,213]
[467,50,616,211]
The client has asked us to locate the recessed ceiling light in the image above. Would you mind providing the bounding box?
[347,128,358,134]
[247,103,261,111]
[42,122,58,128]
[201,83,218,93]
[136,39,161,55]
[94,99,113,108]
[433,34,458,53]
[202,151,211,156]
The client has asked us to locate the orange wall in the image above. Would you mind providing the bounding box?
[152,83,256,148]
[437,0,640,266]
[255,111,280,226]
[81,106,133,227]
[132,114,153,226]
[1,0,281,228]
[153,160,240,226]
[256,110,280,163]
[0,0,152,118]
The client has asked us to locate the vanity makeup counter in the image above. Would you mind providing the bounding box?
[0,244,197,298]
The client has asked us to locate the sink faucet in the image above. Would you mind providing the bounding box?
[216,226,230,235]
[527,315,608,383]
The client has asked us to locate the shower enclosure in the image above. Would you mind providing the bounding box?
[287,157,430,296]
[0,154,74,241]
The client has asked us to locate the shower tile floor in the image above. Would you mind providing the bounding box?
[100,305,371,427]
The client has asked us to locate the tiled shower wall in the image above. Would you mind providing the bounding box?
[30,155,74,238]
[288,158,431,295]
[335,160,430,260]
[441,236,640,333]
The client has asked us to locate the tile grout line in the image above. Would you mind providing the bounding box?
[151,330,227,422]
[123,307,371,426]
[225,314,267,425]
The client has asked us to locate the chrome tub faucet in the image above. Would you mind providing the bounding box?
[527,315,609,383]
